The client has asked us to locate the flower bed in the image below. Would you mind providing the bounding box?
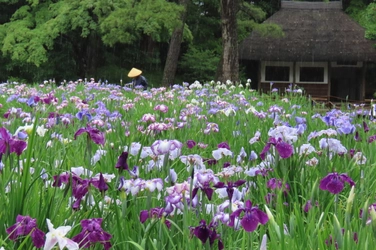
[0,80,375,249]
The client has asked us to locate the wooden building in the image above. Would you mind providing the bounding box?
[239,0,376,101]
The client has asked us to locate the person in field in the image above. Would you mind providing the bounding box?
[127,68,148,90]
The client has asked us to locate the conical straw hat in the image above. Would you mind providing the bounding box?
[128,68,142,78]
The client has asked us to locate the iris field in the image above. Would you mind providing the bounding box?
[0,79,376,250]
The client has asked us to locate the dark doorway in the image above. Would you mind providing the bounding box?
[330,67,361,101]
[240,60,259,89]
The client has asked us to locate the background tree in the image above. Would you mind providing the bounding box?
[0,0,184,82]
[217,0,239,83]
[162,0,191,86]
[0,0,280,84]
[217,0,283,83]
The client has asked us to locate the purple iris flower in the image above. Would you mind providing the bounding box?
[267,178,290,194]
[190,220,224,250]
[304,200,313,213]
[91,172,108,192]
[41,93,56,105]
[72,176,90,200]
[363,121,370,133]
[354,131,361,142]
[186,140,196,149]
[115,152,129,171]
[223,162,231,168]
[6,215,45,248]
[72,218,112,249]
[74,126,105,145]
[203,158,218,166]
[192,183,214,201]
[71,176,91,209]
[319,172,355,194]
[52,172,71,187]
[213,180,246,201]
[0,127,27,156]
[368,134,376,143]
[229,200,269,232]
[139,207,171,228]
[260,137,293,160]
[192,170,219,201]
[217,141,230,150]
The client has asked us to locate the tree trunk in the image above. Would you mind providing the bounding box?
[218,0,239,83]
[162,0,189,86]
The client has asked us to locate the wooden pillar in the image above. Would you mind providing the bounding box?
[258,61,262,94]
[361,62,367,101]
[327,61,331,101]
[292,61,296,85]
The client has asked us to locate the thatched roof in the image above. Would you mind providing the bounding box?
[239,1,376,62]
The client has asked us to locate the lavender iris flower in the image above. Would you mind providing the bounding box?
[27,96,37,107]
[6,215,45,248]
[151,139,183,156]
[319,172,355,194]
[213,180,246,201]
[164,168,177,184]
[72,218,112,249]
[337,122,356,135]
[295,116,306,124]
[229,200,269,232]
[75,110,92,121]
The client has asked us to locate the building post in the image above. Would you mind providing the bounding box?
[361,62,367,101]
[258,61,262,94]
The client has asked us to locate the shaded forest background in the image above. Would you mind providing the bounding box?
[0,0,375,87]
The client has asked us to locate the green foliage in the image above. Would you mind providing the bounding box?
[179,47,220,82]
[0,0,100,67]
[347,0,376,40]
[254,22,284,38]
[238,1,284,42]
[0,0,276,83]
[362,3,376,40]
[100,0,184,45]
[256,0,280,17]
